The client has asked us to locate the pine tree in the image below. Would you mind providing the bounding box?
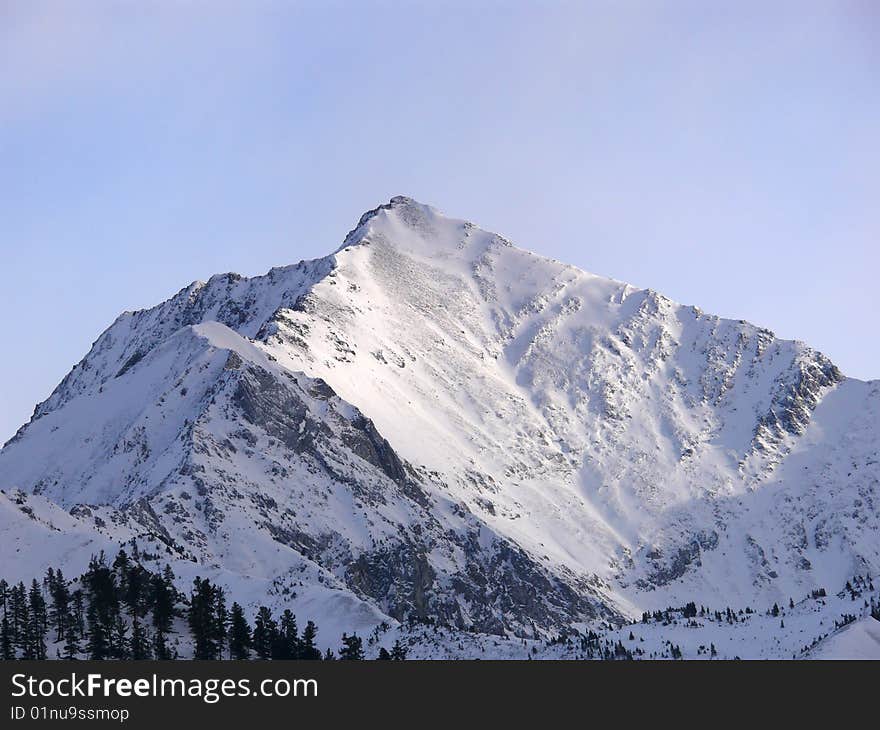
[150,566,176,660]
[10,583,24,639]
[71,590,85,642]
[61,605,82,660]
[131,620,151,660]
[214,586,228,660]
[45,568,60,641]
[339,633,365,660]
[162,565,176,592]
[277,609,298,659]
[28,579,48,660]
[390,639,408,661]
[189,577,224,660]
[252,606,277,660]
[125,563,151,659]
[111,615,131,660]
[152,626,173,660]
[300,620,321,660]
[113,550,131,586]
[51,568,72,643]
[0,579,13,660]
[228,602,251,660]
[84,554,121,660]
[1,610,13,660]
[86,600,110,660]
[11,583,30,658]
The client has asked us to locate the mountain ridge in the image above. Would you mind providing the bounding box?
[1,196,877,657]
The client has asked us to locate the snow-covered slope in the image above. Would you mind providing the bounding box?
[1,196,877,657]
[808,616,880,660]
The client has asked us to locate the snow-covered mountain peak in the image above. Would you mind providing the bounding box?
[337,195,515,266]
[1,198,877,655]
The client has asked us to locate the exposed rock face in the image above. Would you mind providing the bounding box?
[754,355,844,449]
[0,197,877,644]
[638,531,720,589]
[217,358,618,635]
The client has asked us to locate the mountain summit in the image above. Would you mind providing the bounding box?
[1,197,877,657]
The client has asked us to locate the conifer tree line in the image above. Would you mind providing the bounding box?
[0,549,406,661]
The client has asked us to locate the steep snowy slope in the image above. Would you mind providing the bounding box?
[1,317,614,637]
[0,489,121,584]
[1,196,877,652]
[261,198,879,609]
[808,616,880,660]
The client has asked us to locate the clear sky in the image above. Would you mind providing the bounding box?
[1,1,878,444]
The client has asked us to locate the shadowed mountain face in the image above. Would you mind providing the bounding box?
[1,196,877,645]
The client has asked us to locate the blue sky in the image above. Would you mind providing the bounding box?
[1,1,877,443]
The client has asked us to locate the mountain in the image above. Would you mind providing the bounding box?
[1,196,878,658]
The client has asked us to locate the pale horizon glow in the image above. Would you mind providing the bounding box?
[1,1,878,443]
